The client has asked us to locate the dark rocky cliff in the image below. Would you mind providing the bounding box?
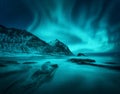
[0,25,73,56]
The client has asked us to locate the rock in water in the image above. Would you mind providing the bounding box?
[0,25,74,56]
[77,53,86,56]
[31,61,58,79]
[23,62,58,94]
[68,58,96,64]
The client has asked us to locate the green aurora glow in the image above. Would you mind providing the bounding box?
[23,0,120,53]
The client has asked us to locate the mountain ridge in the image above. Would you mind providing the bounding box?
[0,25,73,56]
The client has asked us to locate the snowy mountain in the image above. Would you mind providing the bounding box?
[0,25,73,56]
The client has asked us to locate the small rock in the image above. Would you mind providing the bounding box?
[23,62,37,64]
[105,62,117,64]
[51,64,58,68]
[0,64,7,67]
[0,60,19,64]
[41,61,58,73]
[68,58,96,64]
[31,61,58,79]
[77,53,86,56]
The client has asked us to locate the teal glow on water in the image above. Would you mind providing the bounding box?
[0,55,120,94]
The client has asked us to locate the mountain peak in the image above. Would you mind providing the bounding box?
[55,39,60,42]
[0,25,74,56]
[49,39,74,56]
[49,39,60,46]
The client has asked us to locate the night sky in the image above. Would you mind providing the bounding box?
[0,0,120,53]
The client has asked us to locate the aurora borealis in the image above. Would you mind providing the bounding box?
[0,0,120,53]
[1,1,120,94]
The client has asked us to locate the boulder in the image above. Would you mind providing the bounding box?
[68,58,96,64]
[77,53,86,56]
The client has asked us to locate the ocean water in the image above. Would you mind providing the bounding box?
[0,54,120,94]
[87,53,120,65]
